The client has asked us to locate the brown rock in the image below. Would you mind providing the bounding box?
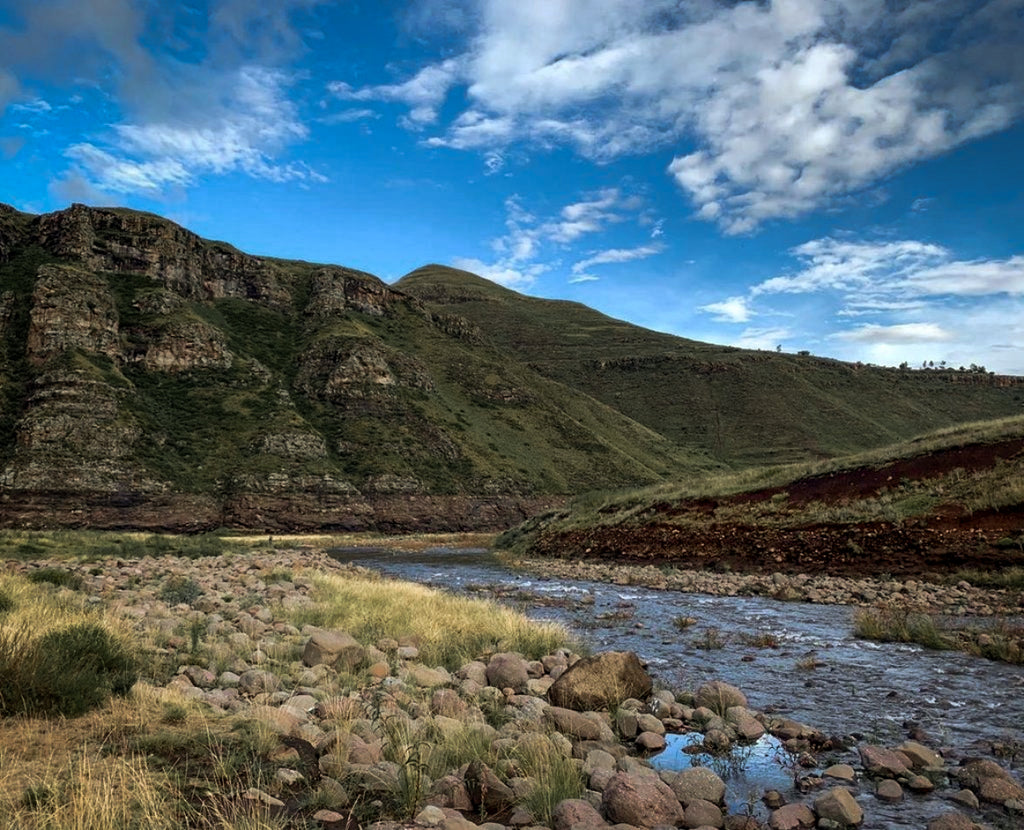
[465,760,515,815]
[303,629,366,672]
[635,731,666,752]
[858,745,911,778]
[814,787,863,826]
[548,651,653,711]
[875,779,903,802]
[601,771,684,828]
[551,798,608,830]
[546,706,603,740]
[671,766,727,806]
[683,798,723,828]
[927,813,983,830]
[486,652,530,692]
[769,803,815,830]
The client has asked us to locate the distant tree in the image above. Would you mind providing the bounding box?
[797,350,810,356]
[776,344,782,352]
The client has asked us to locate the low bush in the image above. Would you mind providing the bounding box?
[157,575,203,606]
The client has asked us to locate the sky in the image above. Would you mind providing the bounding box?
[1,0,1023,375]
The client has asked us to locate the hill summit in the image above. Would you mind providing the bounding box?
[1,202,1021,531]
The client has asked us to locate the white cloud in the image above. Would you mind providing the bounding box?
[699,296,754,324]
[356,0,1024,232]
[835,323,955,344]
[571,243,664,276]
[701,234,1024,373]
[450,256,544,290]
[329,59,462,126]
[735,326,792,351]
[483,149,504,175]
[65,67,324,194]
[320,108,380,124]
[569,274,599,284]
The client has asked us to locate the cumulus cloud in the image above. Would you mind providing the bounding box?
[1,0,326,196]
[330,59,462,126]
[352,0,1024,232]
[699,296,754,324]
[452,188,657,289]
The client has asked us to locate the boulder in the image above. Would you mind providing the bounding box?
[956,759,1024,805]
[635,731,666,751]
[858,745,911,778]
[465,760,515,814]
[486,652,529,691]
[302,629,365,671]
[545,706,603,741]
[548,651,652,711]
[671,766,726,806]
[601,771,683,828]
[684,798,724,828]
[898,740,943,770]
[551,798,607,830]
[813,787,863,826]
[875,779,903,802]
[769,803,815,830]
[926,813,983,830]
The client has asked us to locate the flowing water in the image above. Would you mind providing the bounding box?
[330,545,1024,828]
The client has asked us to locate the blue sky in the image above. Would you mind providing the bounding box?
[2,0,1023,374]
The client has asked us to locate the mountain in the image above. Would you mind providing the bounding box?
[0,203,711,531]
[1,203,1021,532]
[398,265,1024,466]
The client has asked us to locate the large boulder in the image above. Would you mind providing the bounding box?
[486,652,530,692]
[671,766,726,806]
[548,651,652,711]
[302,629,365,672]
[545,706,603,740]
[601,771,683,828]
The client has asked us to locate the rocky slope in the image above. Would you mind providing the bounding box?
[2,202,1022,532]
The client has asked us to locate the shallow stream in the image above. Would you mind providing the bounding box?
[330,545,1024,828]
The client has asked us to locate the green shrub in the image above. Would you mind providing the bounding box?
[0,622,138,717]
[158,575,203,606]
[0,588,15,615]
[27,567,84,591]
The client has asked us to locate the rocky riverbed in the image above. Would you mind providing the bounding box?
[5,547,1023,830]
[512,556,1024,618]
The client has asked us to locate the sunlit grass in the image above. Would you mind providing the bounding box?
[291,572,571,669]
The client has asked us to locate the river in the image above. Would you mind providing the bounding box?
[329,544,1024,828]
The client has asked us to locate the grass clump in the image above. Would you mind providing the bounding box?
[853,605,953,651]
[293,572,570,670]
[27,567,84,591]
[514,735,585,826]
[0,575,138,717]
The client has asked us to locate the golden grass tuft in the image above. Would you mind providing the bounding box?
[293,572,570,669]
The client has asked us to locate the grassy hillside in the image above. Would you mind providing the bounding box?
[398,265,1024,466]
[498,415,1024,577]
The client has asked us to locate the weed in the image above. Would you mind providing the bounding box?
[673,615,697,630]
[693,627,727,650]
[514,736,585,826]
[740,629,780,649]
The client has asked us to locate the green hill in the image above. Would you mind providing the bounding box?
[398,264,1024,466]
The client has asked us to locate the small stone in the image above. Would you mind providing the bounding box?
[635,731,666,751]
[414,805,446,826]
[876,779,903,802]
[951,789,979,808]
[683,798,723,828]
[823,764,856,783]
[769,802,815,829]
[814,787,863,827]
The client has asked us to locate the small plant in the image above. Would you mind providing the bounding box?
[27,568,83,591]
[673,615,697,630]
[0,588,15,615]
[158,575,204,606]
[693,627,727,649]
[188,617,206,654]
[515,736,586,826]
[741,629,780,648]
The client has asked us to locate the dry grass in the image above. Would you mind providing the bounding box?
[291,571,570,669]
